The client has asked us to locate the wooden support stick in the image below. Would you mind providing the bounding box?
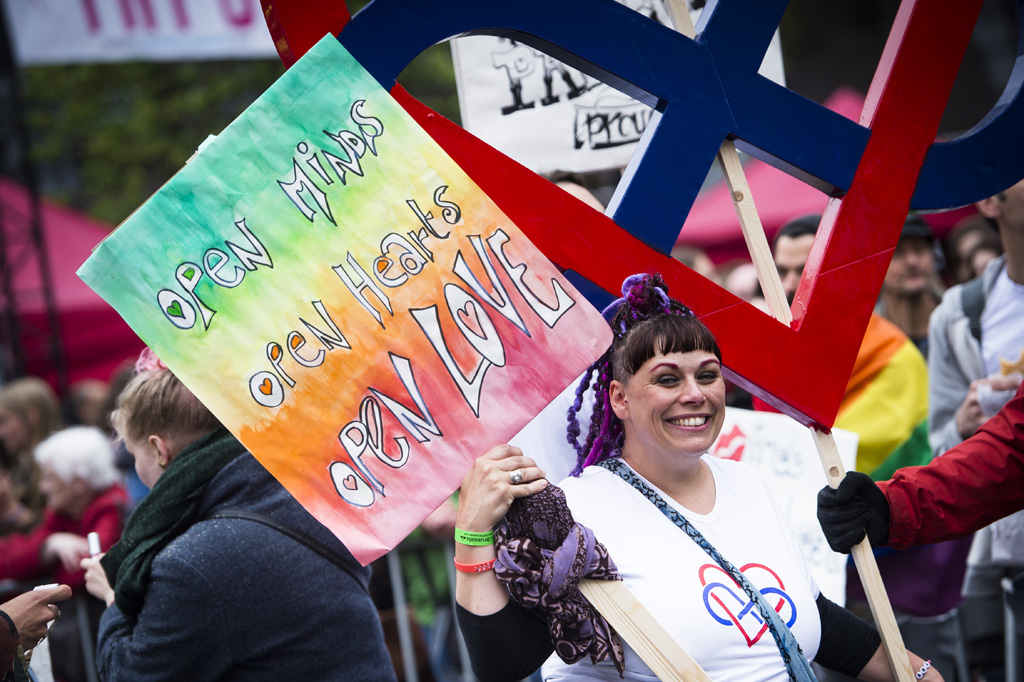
[662,0,791,326]
[578,579,712,682]
[811,428,916,682]
[715,141,792,325]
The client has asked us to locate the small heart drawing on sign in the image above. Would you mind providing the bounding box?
[290,336,302,349]
[182,267,195,279]
[342,475,359,491]
[457,300,485,338]
[258,378,274,395]
[165,301,184,319]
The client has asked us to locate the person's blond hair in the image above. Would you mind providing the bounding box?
[111,368,221,455]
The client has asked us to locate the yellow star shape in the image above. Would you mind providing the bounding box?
[1000,350,1024,376]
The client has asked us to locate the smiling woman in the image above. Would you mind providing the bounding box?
[606,309,725,508]
[608,349,725,512]
[452,273,942,682]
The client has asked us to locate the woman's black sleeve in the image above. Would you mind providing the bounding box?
[813,592,881,677]
[455,598,554,682]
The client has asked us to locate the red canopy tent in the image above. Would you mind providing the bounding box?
[2,178,143,391]
[675,88,976,264]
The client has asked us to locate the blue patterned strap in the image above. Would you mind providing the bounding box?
[598,457,818,682]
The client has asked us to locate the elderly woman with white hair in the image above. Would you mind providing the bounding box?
[0,426,127,589]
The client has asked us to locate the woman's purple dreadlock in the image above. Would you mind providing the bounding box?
[566,273,695,475]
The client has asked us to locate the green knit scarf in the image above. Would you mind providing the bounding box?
[101,427,246,623]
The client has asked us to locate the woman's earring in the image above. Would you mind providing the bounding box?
[158,459,167,469]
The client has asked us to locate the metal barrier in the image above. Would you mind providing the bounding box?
[385,538,478,682]
[1005,573,1024,682]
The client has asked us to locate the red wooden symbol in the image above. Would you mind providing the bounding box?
[260,0,983,428]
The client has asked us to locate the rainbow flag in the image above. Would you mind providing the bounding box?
[834,313,931,479]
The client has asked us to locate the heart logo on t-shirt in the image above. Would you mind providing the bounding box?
[699,563,795,647]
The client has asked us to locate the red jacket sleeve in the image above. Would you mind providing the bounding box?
[0,518,53,583]
[879,383,1024,549]
[0,485,127,591]
[51,485,128,591]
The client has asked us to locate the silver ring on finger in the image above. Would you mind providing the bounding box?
[509,469,523,485]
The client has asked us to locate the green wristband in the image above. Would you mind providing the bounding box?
[454,527,494,546]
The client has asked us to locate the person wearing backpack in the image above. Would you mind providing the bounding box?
[928,180,1023,463]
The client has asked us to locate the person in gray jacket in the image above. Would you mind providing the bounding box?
[928,254,1021,456]
[79,350,396,682]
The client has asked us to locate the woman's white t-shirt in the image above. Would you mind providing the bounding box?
[542,456,821,682]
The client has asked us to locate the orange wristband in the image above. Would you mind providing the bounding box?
[453,557,496,573]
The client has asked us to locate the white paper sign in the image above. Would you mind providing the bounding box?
[28,636,54,682]
[450,0,786,175]
[1,0,277,65]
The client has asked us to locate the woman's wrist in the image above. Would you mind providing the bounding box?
[454,523,496,557]
[455,527,494,546]
[454,511,496,534]
[454,538,497,564]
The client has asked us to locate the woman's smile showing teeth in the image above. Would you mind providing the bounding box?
[668,416,708,427]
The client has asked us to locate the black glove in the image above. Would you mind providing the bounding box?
[816,471,891,554]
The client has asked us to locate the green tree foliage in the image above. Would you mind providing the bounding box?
[19,40,458,228]
[22,60,285,225]
[398,43,461,128]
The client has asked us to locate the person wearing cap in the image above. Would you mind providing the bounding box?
[875,215,945,356]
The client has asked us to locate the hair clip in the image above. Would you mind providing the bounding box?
[134,347,168,374]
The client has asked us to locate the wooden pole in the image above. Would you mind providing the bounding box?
[661,4,915,680]
[662,1,791,326]
[811,429,916,681]
[579,580,712,682]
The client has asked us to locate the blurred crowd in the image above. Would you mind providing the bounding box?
[0,362,136,682]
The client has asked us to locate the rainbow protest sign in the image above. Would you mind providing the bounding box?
[78,35,612,564]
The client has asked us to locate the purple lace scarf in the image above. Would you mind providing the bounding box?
[493,484,625,674]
